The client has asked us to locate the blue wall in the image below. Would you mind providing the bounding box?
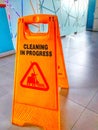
[86,0,96,30]
[0,6,14,54]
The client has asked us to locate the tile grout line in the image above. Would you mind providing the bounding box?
[71,102,98,130]
[68,98,98,115]
[85,89,98,110]
[71,107,86,130]
[70,89,98,129]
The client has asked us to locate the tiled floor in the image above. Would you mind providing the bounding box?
[0,31,98,130]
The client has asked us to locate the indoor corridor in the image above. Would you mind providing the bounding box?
[0,31,98,130]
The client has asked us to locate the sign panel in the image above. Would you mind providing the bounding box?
[12,14,68,129]
[13,15,58,110]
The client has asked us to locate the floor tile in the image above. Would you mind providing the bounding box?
[60,95,84,130]
[67,63,98,76]
[63,48,80,59]
[9,125,43,130]
[0,55,15,67]
[0,70,14,95]
[72,109,98,130]
[0,114,11,130]
[0,93,12,120]
[66,63,98,88]
[84,44,98,59]
[0,61,15,74]
[0,93,13,130]
[67,51,98,70]
[87,90,98,114]
[61,87,98,107]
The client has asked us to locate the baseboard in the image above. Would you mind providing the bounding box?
[93,29,98,32]
[0,50,15,58]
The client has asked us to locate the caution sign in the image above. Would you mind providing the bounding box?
[12,14,68,130]
[20,62,49,91]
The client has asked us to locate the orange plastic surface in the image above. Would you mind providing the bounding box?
[56,18,69,88]
[12,14,68,130]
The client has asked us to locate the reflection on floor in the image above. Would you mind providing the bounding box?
[0,31,98,130]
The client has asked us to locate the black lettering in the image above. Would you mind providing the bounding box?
[30,44,33,49]
[45,51,48,56]
[24,44,49,50]
[45,44,48,50]
[36,51,40,56]
[35,45,39,49]
[49,51,52,56]
[38,51,42,56]
[43,51,45,56]
[32,51,36,55]
[20,50,25,55]
[26,50,30,55]
[24,44,27,49]
[32,44,35,49]
[25,50,52,57]
[29,50,32,55]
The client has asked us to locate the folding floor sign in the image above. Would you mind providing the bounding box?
[12,14,68,130]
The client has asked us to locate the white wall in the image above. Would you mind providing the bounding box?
[4,0,89,48]
[93,0,98,31]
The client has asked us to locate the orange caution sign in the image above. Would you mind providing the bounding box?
[12,14,68,130]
